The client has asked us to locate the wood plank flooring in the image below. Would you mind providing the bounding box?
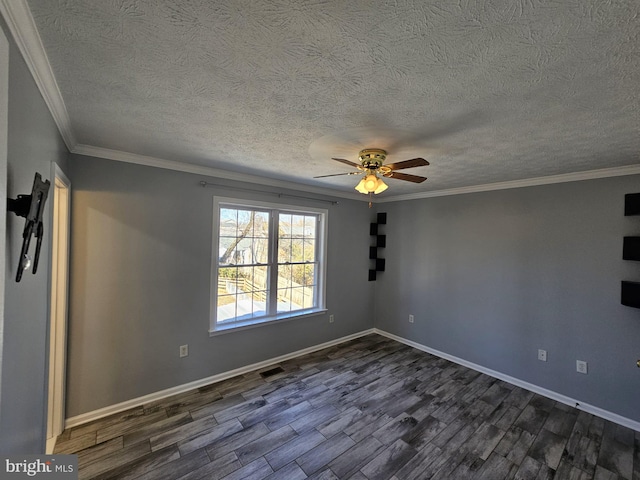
[54,334,640,479]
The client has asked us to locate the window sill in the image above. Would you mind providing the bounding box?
[209,308,328,336]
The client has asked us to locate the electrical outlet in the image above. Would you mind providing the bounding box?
[409,314,414,323]
[538,349,547,362]
[576,360,588,374]
[329,314,334,323]
[180,345,188,358]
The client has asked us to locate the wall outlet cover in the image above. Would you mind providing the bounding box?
[576,360,587,374]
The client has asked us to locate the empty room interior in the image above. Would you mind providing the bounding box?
[0,1,639,479]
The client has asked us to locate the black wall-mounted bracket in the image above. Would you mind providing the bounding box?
[7,172,51,282]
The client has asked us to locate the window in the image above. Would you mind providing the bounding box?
[211,197,327,332]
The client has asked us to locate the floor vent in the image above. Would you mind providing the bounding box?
[260,366,284,378]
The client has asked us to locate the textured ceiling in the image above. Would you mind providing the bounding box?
[25,0,640,196]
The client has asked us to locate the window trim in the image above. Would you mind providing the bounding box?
[209,196,328,334]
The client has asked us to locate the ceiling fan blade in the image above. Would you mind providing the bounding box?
[314,172,360,178]
[331,157,360,168]
[385,158,429,171]
[383,171,427,183]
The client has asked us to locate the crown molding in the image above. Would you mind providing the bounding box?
[377,164,640,203]
[72,143,366,202]
[0,0,76,150]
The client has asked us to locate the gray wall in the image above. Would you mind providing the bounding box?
[374,176,640,423]
[66,154,374,417]
[0,17,69,453]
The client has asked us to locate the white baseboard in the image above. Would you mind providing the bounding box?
[65,329,375,429]
[374,328,640,432]
[67,327,640,432]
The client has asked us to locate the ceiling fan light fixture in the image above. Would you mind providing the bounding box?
[321,147,429,199]
[355,178,368,194]
[355,173,388,195]
[373,178,388,194]
[363,174,379,192]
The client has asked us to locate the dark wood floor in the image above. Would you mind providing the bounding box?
[54,334,640,480]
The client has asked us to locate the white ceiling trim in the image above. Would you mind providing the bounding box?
[377,164,640,203]
[72,144,365,202]
[0,0,75,150]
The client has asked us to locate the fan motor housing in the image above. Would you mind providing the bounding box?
[359,149,387,169]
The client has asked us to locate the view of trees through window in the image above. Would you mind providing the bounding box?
[216,206,318,324]
[277,213,317,313]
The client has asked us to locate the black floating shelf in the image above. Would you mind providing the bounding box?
[621,281,640,308]
[624,193,640,216]
[369,213,387,281]
[623,237,640,261]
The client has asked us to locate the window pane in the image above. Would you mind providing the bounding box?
[252,238,269,264]
[217,270,269,323]
[275,212,319,314]
[277,290,292,313]
[303,239,315,262]
[236,238,253,264]
[253,266,268,290]
[254,211,269,237]
[220,208,238,235]
[289,264,306,286]
[304,216,316,238]
[278,265,292,290]
[279,214,292,236]
[277,264,314,313]
[216,206,272,324]
[296,263,316,287]
[292,214,305,232]
[217,294,237,323]
[278,238,292,263]
[290,238,303,262]
[251,296,267,317]
[219,207,270,267]
[289,287,304,310]
[302,287,314,308]
[237,210,253,233]
[218,237,236,264]
[238,266,253,285]
[219,266,238,283]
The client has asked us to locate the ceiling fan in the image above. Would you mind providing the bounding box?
[314,148,429,196]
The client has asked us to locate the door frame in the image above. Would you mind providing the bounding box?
[46,163,70,453]
[0,21,9,433]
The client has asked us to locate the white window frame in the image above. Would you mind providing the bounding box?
[210,196,328,334]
